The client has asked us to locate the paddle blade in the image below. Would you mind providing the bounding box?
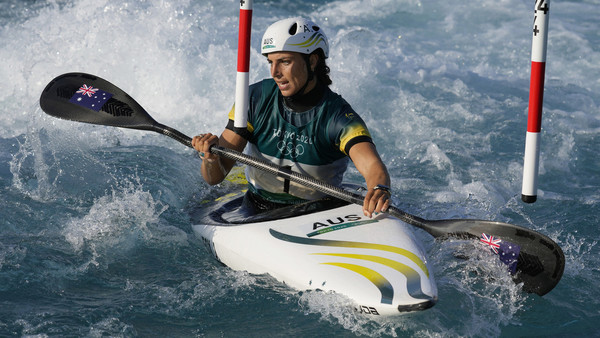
[429,219,564,296]
[40,72,158,130]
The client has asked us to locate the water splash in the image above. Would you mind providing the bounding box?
[61,179,175,271]
[1,0,599,336]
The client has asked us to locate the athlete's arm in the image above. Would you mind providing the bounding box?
[348,142,391,218]
[192,129,247,185]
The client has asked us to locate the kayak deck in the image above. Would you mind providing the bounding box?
[191,191,438,315]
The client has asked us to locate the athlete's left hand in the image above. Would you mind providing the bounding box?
[363,188,391,218]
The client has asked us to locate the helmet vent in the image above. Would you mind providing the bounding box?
[313,26,320,31]
[289,23,297,35]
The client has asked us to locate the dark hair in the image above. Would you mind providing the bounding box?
[266,49,332,86]
[312,49,332,86]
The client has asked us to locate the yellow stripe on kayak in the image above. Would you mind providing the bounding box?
[321,262,394,304]
[314,253,429,299]
[269,229,429,277]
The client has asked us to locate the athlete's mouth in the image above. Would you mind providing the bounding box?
[277,80,290,91]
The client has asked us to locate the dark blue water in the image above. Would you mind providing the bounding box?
[1,0,599,336]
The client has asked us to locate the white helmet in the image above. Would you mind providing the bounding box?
[261,17,329,58]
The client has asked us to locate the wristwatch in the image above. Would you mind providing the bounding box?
[373,184,391,194]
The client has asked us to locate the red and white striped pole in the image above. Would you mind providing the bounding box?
[522,0,550,203]
[234,0,253,129]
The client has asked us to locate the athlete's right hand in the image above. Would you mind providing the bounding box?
[192,133,220,163]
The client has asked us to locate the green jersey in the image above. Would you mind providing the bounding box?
[228,79,372,203]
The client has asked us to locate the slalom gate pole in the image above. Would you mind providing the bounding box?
[233,0,253,129]
[522,0,550,203]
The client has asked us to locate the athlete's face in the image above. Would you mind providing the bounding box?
[267,51,312,97]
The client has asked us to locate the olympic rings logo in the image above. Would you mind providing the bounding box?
[277,141,305,157]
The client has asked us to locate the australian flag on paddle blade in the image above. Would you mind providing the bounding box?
[69,84,113,112]
[481,232,521,275]
[497,241,521,275]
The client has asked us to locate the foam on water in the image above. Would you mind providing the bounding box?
[62,182,168,261]
[1,0,599,336]
[298,291,402,337]
[0,0,240,138]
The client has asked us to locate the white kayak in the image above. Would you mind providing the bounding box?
[191,188,438,316]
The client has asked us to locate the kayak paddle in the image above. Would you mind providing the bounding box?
[39,72,564,296]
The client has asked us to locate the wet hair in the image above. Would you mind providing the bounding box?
[312,49,332,86]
